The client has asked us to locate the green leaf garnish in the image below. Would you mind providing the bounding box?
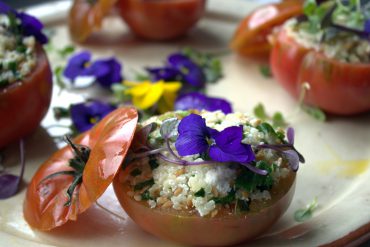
[194,188,205,197]
[212,190,235,205]
[259,65,272,78]
[134,179,154,191]
[141,190,153,201]
[57,45,75,58]
[301,104,326,121]
[54,66,66,90]
[235,161,275,192]
[294,197,318,222]
[253,103,268,120]
[253,103,287,128]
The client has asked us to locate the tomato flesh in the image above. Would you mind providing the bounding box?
[270,29,370,115]
[113,163,296,246]
[0,45,52,149]
[117,0,206,40]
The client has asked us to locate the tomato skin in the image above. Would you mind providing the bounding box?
[24,107,138,231]
[113,167,296,246]
[0,45,52,149]
[230,0,302,62]
[270,29,370,115]
[117,0,206,40]
[69,0,118,43]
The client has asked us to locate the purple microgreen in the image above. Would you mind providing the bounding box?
[287,127,295,145]
[131,123,158,153]
[0,139,25,199]
[282,149,300,171]
[70,100,116,133]
[240,162,268,176]
[174,92,233,114]
[160,118,179,141]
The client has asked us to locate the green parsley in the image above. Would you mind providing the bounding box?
[212,190,235,205]
[194,188,205,197]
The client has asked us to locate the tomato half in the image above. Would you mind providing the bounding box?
[0,45,52,150]
[230,0,302,61]
[113,162,296,246]
[68,0,118,43]
[117,0,206,40]
[270,29,370,115]
[23,107,138,231]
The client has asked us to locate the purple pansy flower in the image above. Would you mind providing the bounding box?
[175,114,255,165]
[0,2,48,44]
[168,53,205,87]
[146,67,180,81]
[208,126,255,163]
[70,100,116,133]
[174,92,232,114]
[64,51,123,89]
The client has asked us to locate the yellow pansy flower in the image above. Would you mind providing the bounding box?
[124,80,182,113]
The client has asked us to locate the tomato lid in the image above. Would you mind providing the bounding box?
[68,0,118,43]
[23,107,138,230]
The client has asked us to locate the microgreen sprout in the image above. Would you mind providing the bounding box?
[294,197,318,222]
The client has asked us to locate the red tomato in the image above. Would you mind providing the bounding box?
[68,0,118,43]
[117,0,206,40]
[0,45,52,149]
[23,107,138,230]
[230,0,302,62]
[113,162,296,246]
[270,29,370,115]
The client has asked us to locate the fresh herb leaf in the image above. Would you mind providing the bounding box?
[212,190,235,205]
[194,188,205,197]
[259,65,272,77]
[272,112,286,128]
[134,179,154,191]
[301,104,326,121]
[257,122,283,142]
[54,66,66,90]
[235,161,274,193]
[57,45,75,58]
[141,190,152,201]
[130,168,142,177]
[149,156,159,170]
[253,103,268,120]
[294,197,318,222]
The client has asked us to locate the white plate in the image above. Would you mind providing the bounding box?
[1,1,370,246]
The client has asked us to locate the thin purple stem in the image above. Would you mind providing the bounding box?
[241,163,268,176]
[18,139,25,186]
[131,147,168,160]
[165,138,182,161]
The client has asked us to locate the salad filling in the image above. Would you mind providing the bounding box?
[283,0,370,63]
[120,111,303,217]
[0,13,36,87]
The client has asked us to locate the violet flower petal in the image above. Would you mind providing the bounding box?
[0,140,25,199]
[168,53,205,87]
[63,51,92,81]
[70,100,116,133]
[175,114,210,156]
[146,67,180,81]
[209,126,255,163]
[87,58,123,88]
[18,13,48,44]
[174,92,232,114]
[282,150,300,171]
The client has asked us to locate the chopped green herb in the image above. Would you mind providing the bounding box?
[257,122,284,143]
[54,66,66,90]
[16,45,27,53]
[130,168,142,177]
[53,107,70,120]
[301,104,326,121]
[7,61,17,73]
[141,190,152,201]
[259,65,272,78]
[194,188,205,197]
[213,190,235,205]
[134,179,154,191]
[294,197,318,222]
[149,156,159,170]
[57,45,75,58]
[237,199,250,212]
[235,161,275,192]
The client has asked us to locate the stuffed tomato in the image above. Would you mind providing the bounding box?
[114,110,304,246]
[270,0,370,115]
[0,4,52,149]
